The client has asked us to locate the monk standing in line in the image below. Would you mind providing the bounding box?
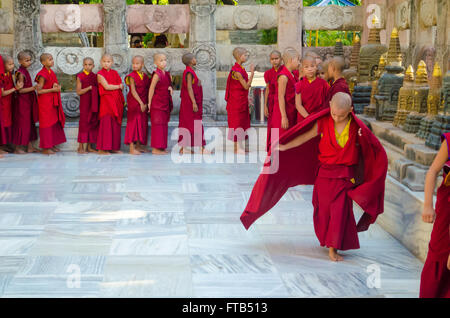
[225,47,255,154]
[35,53,67,155]
[96,54,125,155]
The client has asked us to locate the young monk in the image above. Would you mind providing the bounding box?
[419,132,450,298]
[97,54,125,155]
[240,92,388,262]
[225,47,255,154]
[178,52,209,155]
[124,55,150,155]
[271,48,301,138]
[76,57,99,154]
[35,53,67,155]
[1,56,23,153]
[295,56,329,123]
[323,57,351,109]
[148,53,173,155]
[317,61,328,82]
[13,51,39,154]
[264,50,283,152]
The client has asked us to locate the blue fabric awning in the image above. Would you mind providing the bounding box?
[310,0,356,6]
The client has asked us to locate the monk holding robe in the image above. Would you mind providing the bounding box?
[240,92,388,262]
[271,48,301,138]
[76,57,99,154]
[148,53,173,155]
[225,47,255,154]
[263,50,283,152]
[420,132,450,298]
[178,53,209,155]
[124,55,150,155]
[13,51,39,154]
[35,53,67,155]
[1,56,23,153]
[96,54,125,155]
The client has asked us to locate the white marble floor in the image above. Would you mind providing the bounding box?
[0,151,423,298]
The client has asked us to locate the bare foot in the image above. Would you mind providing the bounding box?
[14,148,27,154]
[179,147,193,154]
[0,153,3,158]
[138,146,150,153]
[152,148,167,155]
[42,149,55,155]
[77,148,87,154]
[0,149,7,155]
[328,248,344,262]
[87,145,98,153]
[27,146,40,153]
[51,147,60,152]
[129,148,142,155]
[98,150,111,156]
[110,150,123,154]
[200,147,212,155]
[234,148,246,155]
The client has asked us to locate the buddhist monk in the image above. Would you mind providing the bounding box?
[240,92,388,262]
[225,47,255,154]
[13,51,39,154]
[323,57,351,109]
[295,56,330,122]
[124,55,150,155]
[178,53,209,155]
[35,53,67,155]
[1,55,23,154]
[76,57,99,154]
[420,132,450,298]
[264,50,283,152]
[271,48,300,139]
[148,53,173,155]
[96,54,125,155]
[317,61,328,82]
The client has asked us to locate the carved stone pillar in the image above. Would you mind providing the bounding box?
[277,0,302,55]
[13,0,43,75]
[190,0,217,118]
[103,0,130,76]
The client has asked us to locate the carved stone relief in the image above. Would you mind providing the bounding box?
[233,6,258,30]
[420,0,437,27]
[56,48,84,75]
[54,4,81,32]
[192,43,216,70]
[395,1,411,30]
[61,93,80,118]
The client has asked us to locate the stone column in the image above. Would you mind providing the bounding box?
[13,0,43,74]
[277,0,302,55]
[103,0,130,76]
[190,0,217,118]
[435,0,449,74]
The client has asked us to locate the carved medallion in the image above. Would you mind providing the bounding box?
[279,0,301,10]
[320,6,344,30]
[55,5,81,32]
[233,7,258,30]
[56,48,84,75]
[111,52,130,75]
[61,93,80,118]
[145,7,171,34]
[420,0,437,27]
[193,44,216,70]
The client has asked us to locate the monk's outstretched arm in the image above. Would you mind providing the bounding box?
[278,122,318,151]
[422,139,448,223]
[97,74,122,91]
[147,73,159,112]
[75,77,91,96]
[186,73,198,112]
[16,73,36,94]
[264,83,269,117]
[277,75,289,130]
[295,93,309,118]
[36,76,59,95]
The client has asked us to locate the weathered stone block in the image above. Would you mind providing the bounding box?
[404,143,438,166]
[402,164,428,191]
[390,157,415,182]
[40,4,104,33]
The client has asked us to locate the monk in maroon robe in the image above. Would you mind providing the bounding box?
[13,51,39,154]
[240,92,388,262]
[76,57,99,154]
[35,53,66,155]
[178,53,209,154]
[148,53,173,155]
[322,57,351,109]
[97,54,125,155]
[420,132,450,298]
[264,51,283,152]
[225,47,255,154]
[125,55,150,155]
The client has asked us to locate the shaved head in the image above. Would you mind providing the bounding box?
[132,55,144,63]
[2,55,13,64]
[153,53,166,62]
[270,50,281,58]
[304,51,319,59]
[301,56,316,66]
[282,47,299,64]
[40,53,52,63]
[17,51,31,62]
[83,57,94,64]
[329,56,345,73]
[182,53,195,66]
[232,47,247,60]
[330,92,352,111]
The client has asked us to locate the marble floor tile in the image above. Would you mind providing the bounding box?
[0,256,26,274]
[16,256,106,276]
[190,254,277,274]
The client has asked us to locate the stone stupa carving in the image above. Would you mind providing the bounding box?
[393,65,415,127]
[364,53,386,117]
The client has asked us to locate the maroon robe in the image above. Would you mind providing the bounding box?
[323,77,351,109]
[240,108,388,239]
[0,71,14,144]
[149,68,173,149]
[295,76,330,122]
[124,70,150,146]
[264,65,284,152]
[97,68,125,151]
[271,67,298,137]
[225,63,250,142]
[35,67,66,149]
[420,132,450,298]
[12,66,38,146]
[178,66,205,147]
[77,71,99,144]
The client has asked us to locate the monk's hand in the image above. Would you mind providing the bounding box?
[140,102,146,112]
[447,254,450,271]
[249,63,255,73]
[168,87,173,95]
[281,116,289,130]
[264,106,269,118]
[193,102,198,113]
[422,206,436,223]
[15,81,24,90]
[358,128,362,137]
[88,85,92,91]
[119,84,124,90]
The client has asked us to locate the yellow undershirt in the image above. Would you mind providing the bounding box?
[83,70,90,76]
[334,117,352,148]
